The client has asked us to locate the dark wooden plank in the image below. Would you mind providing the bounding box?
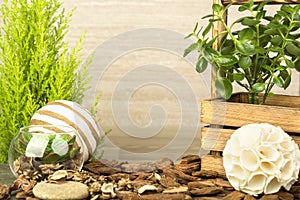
[222,0,300,5]
[0,164,15,186]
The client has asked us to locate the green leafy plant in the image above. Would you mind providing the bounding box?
[14,131,81,164]
[0,0,91,163]
[184,0,300,104]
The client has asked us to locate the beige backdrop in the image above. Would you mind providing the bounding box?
[62,1,300,162]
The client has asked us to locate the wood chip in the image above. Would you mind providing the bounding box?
[188,180,215,189]
[222,190,245,200]
[190,186,223,196]
[162,186,189,194]
[259,194,279,200]
[194,170,218,178]
[179,155,201,164]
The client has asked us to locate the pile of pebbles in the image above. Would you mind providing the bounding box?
[1,154,300,199]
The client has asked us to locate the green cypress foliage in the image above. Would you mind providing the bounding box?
[0,0,90,163]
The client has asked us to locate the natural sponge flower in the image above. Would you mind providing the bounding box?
[223,123,300,196]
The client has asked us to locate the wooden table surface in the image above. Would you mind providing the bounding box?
[0,164,15,186]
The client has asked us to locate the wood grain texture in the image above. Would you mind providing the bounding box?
[201,155,226,179]
[201,127,300,152]
[201,93,300,134]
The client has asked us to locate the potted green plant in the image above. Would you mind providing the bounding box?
[0,0,91,163]
[184,0,300,181]
[184,0,300,104]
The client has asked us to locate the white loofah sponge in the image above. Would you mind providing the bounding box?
[223,123,300,196]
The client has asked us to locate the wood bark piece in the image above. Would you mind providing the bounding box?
[176,162,200,175]
[162,186,189,194]
[244,194,257,200]
[138,193,192,200]
[162,167,199,183]
[200,155,226,179]
[159,175,180,188]
[276,191,294,200]
[83,160,121,175]
[290,185,300,199]
[121,162,156,173]
[179,155,201,164]
[259,194,279,200]
[190,186,223,196]
[222,191,245,200]
[214,178,233,190]
[6,154,300,199]
[193,170,218,178]
[188,180,215,189]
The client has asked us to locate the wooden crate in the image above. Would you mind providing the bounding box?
[200,93,300,175]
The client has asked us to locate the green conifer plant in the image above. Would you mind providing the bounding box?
[0,0,91,163]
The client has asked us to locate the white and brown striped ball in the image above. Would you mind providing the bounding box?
[30,100,101,161]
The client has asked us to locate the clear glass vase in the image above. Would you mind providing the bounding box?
[8,125,84,177]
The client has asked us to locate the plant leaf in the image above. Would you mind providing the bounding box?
[238,56,252,69]
[202,23,212,37]
[214,55,238,67]
[295,60,300,72]
[238,4,250,12]
[236,41,256,55]
[252,83,265,93]
[285,59,295,68]
[215,77,233,100]
[273,76,284,88]
[184,43,198,57]
[286,42,300,56]
[241,17,260,26]
[238,28,255,41]
[196,57,208,73]
[262,64,273,71]
[193,22,198,32]
[212,4,223,12]
[270,35,283,46]
[233,73,245,81]
[279,69,291,89]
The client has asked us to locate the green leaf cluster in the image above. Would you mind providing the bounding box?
[0,0,91,163]
[14,130,81,164]
[184,0,300,104]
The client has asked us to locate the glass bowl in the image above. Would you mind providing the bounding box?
[8,125,84,177]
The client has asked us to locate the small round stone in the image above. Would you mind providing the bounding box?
[33,181,89,200]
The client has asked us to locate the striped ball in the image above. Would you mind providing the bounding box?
[30,100,101,161]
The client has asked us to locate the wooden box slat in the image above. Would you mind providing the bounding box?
[201,93,300,135]
[201,127,300,152]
